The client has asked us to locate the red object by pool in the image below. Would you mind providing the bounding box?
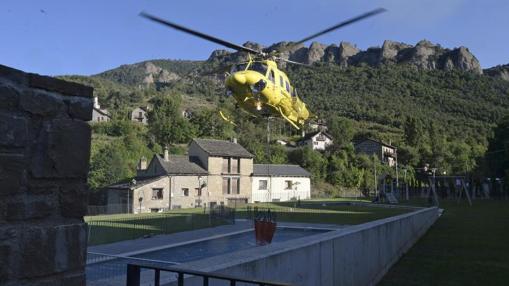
[254,219,277,245]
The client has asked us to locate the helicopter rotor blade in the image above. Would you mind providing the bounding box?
[140,12,263,55]
[293,8,386,46]
[279,58,312,67]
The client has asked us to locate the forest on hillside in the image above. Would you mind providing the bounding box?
[60,59,509,196]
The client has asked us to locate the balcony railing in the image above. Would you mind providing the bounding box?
[126,263,292,286]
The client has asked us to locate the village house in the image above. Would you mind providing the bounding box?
[297,130,334,151]
[104,138,312,213]
[251,164,311,202]
[354,138,398,167]
[90,96,111,122]
[130,106,149,124]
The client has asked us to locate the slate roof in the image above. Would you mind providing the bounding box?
[106,176,165,190]
[354,138,396,149]
[192,138,253,158]
[154,154,208,175]
[253,164,311,177]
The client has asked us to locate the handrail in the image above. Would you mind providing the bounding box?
[126,263,292,286]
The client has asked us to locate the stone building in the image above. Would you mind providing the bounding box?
[251,164,311,202]
[298,130,334,151]
[106,138,254,213]
[130,106,149,125]
[0,64,92,285]
[354,138,397,166]
[104,138,318,213]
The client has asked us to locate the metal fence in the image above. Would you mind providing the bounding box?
[87,207,236,246]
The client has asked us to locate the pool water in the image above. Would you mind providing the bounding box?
[134,227,326,263]
[87,227,328,285]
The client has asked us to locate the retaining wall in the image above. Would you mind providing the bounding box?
[0,64,92,285]
[179,207,439,286]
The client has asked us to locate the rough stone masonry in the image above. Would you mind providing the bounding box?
[0,64,93,286]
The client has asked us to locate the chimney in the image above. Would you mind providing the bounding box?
[93,96,100,109]
[137,156,147,170]
[164,146,169,161]
[231,137,237,144]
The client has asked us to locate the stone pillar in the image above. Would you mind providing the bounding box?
[0,64,93,286]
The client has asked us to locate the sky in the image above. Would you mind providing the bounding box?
[1,0,509,76]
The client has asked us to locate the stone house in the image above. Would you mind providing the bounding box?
[251,164,311,202]
[90,97,110,122]
[298,130,333,151]
[104,138,316,213]
[354,138,397,167]
[131,106,149,125]
[105,138,254,213]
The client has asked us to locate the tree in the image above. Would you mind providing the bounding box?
[327,116,355,147]
[403,117,425,147]
[288,147,327,181]
[147,93,195,146]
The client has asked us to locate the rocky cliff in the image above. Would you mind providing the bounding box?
[208,39,483,74]
[484,64,509,81]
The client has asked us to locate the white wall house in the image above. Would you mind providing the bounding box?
[131,106,149,125]
[298,131,333,151]
[252,164,311,203]
[90,97,111,123]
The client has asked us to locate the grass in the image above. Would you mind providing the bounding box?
[85,211,224,246]
[85,200,412,246]
[379,199,509,286]
[236,201,410,225]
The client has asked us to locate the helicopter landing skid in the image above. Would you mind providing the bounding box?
[276,107,300,130]
[219,110,237,126]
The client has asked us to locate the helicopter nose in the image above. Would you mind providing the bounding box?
[233,73,247,85]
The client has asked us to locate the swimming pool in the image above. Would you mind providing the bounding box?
[86,227,329,285]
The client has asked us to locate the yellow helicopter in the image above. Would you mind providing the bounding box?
[140,9,385,129]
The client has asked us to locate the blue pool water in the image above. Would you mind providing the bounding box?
[87,227,328,285]
[133,227,326,263]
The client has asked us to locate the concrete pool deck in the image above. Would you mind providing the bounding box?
[87,220,345,258]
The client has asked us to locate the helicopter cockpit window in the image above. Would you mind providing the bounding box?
[248,62,268,75]
[268,69,275,83]
[285,81,291,93]
[231,63,248,73]
[279,76,284,88]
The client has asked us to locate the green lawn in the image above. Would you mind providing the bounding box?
[236,201,411,225]
[379,199,509,286]
[85,212,224,246]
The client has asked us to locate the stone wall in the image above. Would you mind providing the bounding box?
[0,64,93,286]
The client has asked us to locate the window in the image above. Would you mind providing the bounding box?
[231,158,239,174]
[231,63,247,72]
[182,188,189,197]
[223,178,231,194]
[259,180,268,190]
[268,69,275,83]
[232,178,240,194]
[279,76,284,87]
[285,81,291,93]
[285,180,293,190]
[150,208,160,213]
[222,158,230,173]
[248,62,268,75]
[196,188,202,196]
[152,188,163,200]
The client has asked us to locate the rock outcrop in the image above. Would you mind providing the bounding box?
[207,39,483,74]
[484,64,509,81]
[142,62,180,85]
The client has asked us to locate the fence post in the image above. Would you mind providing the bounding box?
[126,264,141,286]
